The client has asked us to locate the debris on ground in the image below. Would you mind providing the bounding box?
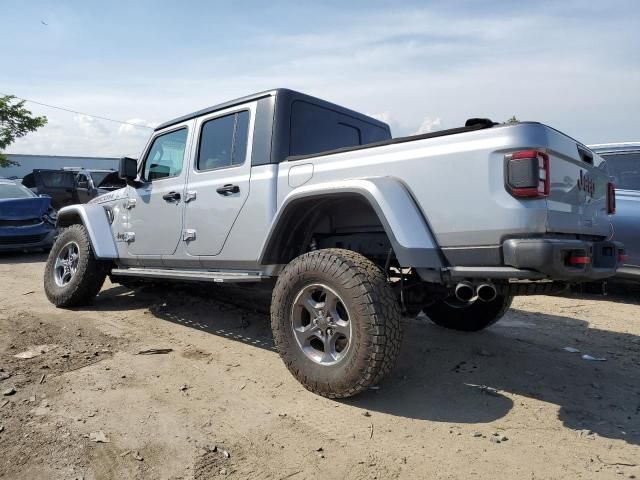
[133,451,144,461]
[2,387,16,396]
[472,432,483,438]
[563,346,580,353]
[362,411,371,417]
[478,385,499,396]
[582,354,607,361]
[137,348,173,355]
[89,431,110,443]
[223,450,230,459]
[179,384,189,391]
[13,344,58,359]
[0,371,11,381]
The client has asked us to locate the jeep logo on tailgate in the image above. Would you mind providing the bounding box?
[577,170,595,197]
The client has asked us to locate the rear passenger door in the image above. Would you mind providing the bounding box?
[183,105,253,256]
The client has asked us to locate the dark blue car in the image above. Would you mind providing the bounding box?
[0,178,57,252]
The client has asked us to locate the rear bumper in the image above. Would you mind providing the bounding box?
[502,238,624,281]
[615,265,640,281]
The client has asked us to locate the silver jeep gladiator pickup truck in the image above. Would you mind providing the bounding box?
[43,88,623,398]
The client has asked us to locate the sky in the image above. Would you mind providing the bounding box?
[2,0,639,158]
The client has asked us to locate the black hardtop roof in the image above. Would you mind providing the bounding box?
[154,88,390,132]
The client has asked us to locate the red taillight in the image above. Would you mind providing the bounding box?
[607,182,616,214]
[567,255,591,265]
[506,150,550,198]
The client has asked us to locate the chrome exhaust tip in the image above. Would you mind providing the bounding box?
[477,283,497,302]
[454,281,476,303]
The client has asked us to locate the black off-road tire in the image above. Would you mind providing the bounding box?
[44,224,109,308]
[271,248,402,398]
[423,295,513,332]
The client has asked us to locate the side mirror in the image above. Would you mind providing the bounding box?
[119,157,139,186]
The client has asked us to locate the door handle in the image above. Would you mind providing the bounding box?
[162,191,181,202]
[216,184,240,196]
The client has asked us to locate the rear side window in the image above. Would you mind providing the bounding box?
[197,110,250,171]
[289,101,390,157]
[38,171,75,188]
[602,152,640,191]
[143,128,188,181]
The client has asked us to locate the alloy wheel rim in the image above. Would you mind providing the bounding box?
[53,241,80,287]
[290,283,352,366]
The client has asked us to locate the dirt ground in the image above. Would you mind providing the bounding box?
[0,253,639,480]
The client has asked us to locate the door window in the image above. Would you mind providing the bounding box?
[197,110,249,171]
[143,128,188,181]
[76,174,89,188]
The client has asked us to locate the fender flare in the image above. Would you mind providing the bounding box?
[259,177,443,268]
[56,204,118,259]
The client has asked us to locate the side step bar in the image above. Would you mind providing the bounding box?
[111,267,264,283]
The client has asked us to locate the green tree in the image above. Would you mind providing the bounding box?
[0,95,48,168]
[505,115,519,124]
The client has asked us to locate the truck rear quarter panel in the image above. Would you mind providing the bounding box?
[275,123,556,251]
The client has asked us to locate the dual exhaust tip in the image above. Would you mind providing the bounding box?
[454,281,497,303]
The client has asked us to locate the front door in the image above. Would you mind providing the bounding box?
[75,173,91,203]
[127,124,192,256]
[183,106,253,256]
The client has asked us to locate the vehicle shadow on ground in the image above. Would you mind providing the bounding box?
[0,252,48,264]
[565,281,640,307]
[90,283,276,352]
[91,283,640,446]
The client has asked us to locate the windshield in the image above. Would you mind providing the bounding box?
[602,152,640,191]
[0,182,37,199]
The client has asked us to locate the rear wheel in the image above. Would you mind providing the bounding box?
[271,249,402,398]
[423,295,513,332]
[44,224,109,307]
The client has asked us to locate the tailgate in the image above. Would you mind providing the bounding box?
[544,130,611,238]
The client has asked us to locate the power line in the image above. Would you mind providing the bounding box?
[0,93,154,130]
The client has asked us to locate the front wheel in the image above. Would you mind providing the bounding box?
[44,224,109,307]
[271,249,402,398]
[423,295,513,332]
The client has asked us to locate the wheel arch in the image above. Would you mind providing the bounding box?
[56,204,119,259]
[259,178,443,268]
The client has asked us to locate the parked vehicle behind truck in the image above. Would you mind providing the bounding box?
[591,143,640,281]
[22,168,125,209]
[43,88,623,398]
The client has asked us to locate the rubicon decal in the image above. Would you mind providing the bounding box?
[577,170,595,197]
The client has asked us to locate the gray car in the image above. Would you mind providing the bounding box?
[591,143,640,280]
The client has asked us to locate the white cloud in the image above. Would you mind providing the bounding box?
[415,118,442,135]
[5,2,640,156]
